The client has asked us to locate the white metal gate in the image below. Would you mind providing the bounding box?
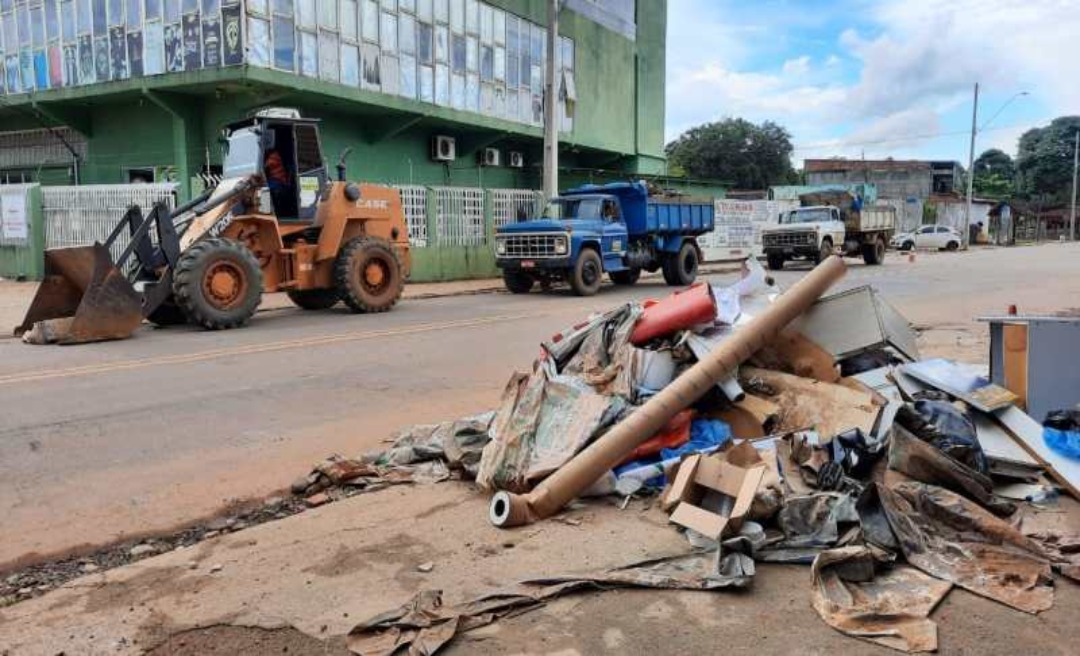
[42,184,179,262]
[491,189,543,228]
[394,185,429,247]
[432,187,485,246]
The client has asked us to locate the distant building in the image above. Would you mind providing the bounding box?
[804,159,962,200]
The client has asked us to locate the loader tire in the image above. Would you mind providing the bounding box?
[147,296,189,326]
[335,237,404,313]
[173,238,263,330]
[287,288,341,310]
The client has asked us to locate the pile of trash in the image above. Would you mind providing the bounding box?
[298,257,1079,655]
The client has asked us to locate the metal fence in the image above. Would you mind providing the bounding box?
[394,185,429,247]
[433,186,486,246]
[42,184,179,263]
[491,188,544,228]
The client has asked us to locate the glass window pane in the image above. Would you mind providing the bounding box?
[433,23,445,62]
[466,71,478,111]
[201,0,218,17]
[416,0,430,20]
[319,31,338,80]
[465,33,475,70]
[450,71,463,108]
[400,52,416,97]
[32,7,45,46]
[247,16,270,65]
[379,0,394,10]
[493,7,503,44]
[530,23,541,60]
[360,41,379,88]
[416,20,431,64]
[298,0,315,28]
[380,53,397,93]
[433,0,446,24]
[318,0,337,30]
[247,0,267,14]
[448,0,461,32]
[273,0,293,16]
[505,14,516,52]
[61,0,77,41]
[398,12,414,54]
[479,3,490,43]
[379,11,395,52]
[493,44,502,80]
[465,0,476,34]
[361,0,377,41]
[146,0,161,21]
[399,0,414,11]
[506,51,516,86]
[272,16,294,69]
[420,62,434,102]
[560,36,572,70]
[479,43,490,80]
[450,32,463,72]
[164,0,182,22]
[434,61,447,104]
[300,29,317,75]
[341,0,356,40]
[341,42,358,84]
[78,0,92,33]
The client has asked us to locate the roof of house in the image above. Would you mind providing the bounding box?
[804,159,934,173]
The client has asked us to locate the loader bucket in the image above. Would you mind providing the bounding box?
[15,244,144,345]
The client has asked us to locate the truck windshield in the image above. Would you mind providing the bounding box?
[784,208,833,224]
[542,198,603,220]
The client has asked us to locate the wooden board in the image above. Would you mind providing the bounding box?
[994,405,1080,499]
[901,359,1017,412]
[1002,324,1029,410]
[740,366,880,440]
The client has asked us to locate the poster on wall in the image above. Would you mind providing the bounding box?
[109,26,127,80]
[144,21,164,75]
[127,30,144,77]
[182,14,201,70]
[165,22,183,71]
[0,188,28,241]
[94,36,110,81]
[49,46,63,87]
[78,35,95,83]
[63,45,78,86]
[34,50,49,89]
[202,16,221,67]
[221,4,242,65]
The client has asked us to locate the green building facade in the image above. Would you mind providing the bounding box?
[0,0,687,200]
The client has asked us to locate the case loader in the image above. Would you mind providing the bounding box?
[16,108,411,344]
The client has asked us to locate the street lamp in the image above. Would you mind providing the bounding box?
[964,87,1029,246]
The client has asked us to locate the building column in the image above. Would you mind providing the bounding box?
[142,90,201,201]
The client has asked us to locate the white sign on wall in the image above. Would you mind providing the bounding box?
[0,188,28,241]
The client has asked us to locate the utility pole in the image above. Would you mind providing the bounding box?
[542,0,559,200]
[1071,130,1078,241]
[963,82,979,247]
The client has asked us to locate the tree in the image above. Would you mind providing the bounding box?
[665,118,797,188]
[974,148,1015,179]
[1016,116,1080,202]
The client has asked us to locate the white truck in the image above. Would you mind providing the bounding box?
[760,189,895,270]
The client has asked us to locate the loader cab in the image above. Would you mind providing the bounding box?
[223,109,328,221]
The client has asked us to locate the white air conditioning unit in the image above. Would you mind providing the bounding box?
[508,151,525,168]
[431,135,456,162]
[479,147,500,167]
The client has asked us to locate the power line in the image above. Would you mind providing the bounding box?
[791,119,1047,153]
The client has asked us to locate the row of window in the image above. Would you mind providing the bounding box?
[0,0,576,132]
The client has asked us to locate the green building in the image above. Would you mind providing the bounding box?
[0,0,672,199]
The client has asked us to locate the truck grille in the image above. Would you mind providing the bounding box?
[763,231,814,247]
[497,233,565,258]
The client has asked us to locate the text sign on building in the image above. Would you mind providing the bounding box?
[0,187,28,241]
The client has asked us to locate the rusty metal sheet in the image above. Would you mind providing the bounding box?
[878,481,1054,614]
[811,546,952,653]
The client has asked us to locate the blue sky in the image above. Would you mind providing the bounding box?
[665,0,1078,167]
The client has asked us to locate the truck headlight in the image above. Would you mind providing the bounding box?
[554,236,568,255]
[496,240,507,255]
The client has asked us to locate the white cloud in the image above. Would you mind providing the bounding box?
[825,54,841,68]
[782,56,811,76]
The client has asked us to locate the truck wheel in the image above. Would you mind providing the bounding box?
[147,296,188,326]
[173,238,263,330]
[816,238,833,265]
[610,268,641,286]
[287,288,340,310]
[861,237,886,265]
[335,236,405,313]
[766,253,785,271]
[503,271,534,294]
[570,248,603,296]
[662,241,699,286]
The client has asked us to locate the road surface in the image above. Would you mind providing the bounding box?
[2,243,1078,567]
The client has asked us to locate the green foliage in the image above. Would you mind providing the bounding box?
[974,148,1015,179]
[1016,116,1080,202]
[665,118,797,188]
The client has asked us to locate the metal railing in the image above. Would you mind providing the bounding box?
[394,185,429,247]
[433,186,486,247]
[491,188,544,228]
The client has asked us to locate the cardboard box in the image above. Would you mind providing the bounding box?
[663,442,767,540]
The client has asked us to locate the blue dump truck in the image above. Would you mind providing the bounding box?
[494,181,716,296]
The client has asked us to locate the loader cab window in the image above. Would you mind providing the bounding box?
[294,123,327,220]
[262,122,327,222]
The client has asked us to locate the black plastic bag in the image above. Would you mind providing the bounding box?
[1044,409,1080,432]
[895,400,988,475]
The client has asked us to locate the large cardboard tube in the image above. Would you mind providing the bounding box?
[490,256,847,527]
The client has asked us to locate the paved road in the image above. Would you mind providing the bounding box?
[2,243,1078,566]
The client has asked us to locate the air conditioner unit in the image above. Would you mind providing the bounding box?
[479,147,500,167]
[431,135,456,162]
[508,151,525,168]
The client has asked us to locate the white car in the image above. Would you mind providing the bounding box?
[891,225,963,251]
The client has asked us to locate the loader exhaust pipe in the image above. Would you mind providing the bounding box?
[489,256,848,528]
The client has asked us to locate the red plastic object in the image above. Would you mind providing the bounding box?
[630,283,717,345]
[618,410,694,466]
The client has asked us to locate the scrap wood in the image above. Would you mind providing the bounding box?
[346,551,750,656]
[811,546,952,653]
[878,481,1055,614]
[900,359,1017,413]
[740,367,880,440]
[752,328,840,383]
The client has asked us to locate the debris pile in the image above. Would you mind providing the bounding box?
[300,256,1078,655]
